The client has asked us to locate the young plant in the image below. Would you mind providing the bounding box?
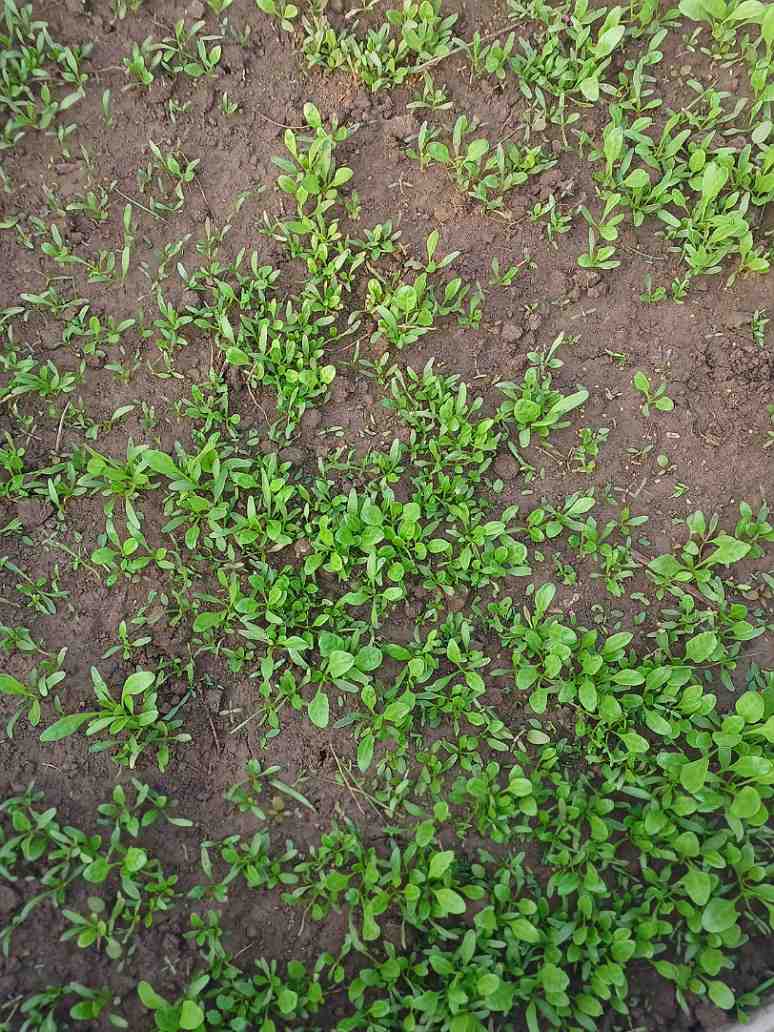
[633,370,674,415]
[497,334,589,448]
[40,668,191,771]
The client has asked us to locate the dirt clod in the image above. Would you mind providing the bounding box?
[501,321,523,344]
[0,885,18,915]
[301,408,322,433]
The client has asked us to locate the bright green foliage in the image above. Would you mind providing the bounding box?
[40,668,190,771]
[497,334,589,448]
[0,1,90,150]
[411,114,555,211]
[1,2,773,1028]
[298,0,459,91]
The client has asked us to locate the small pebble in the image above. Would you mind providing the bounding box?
[494,454,520,481]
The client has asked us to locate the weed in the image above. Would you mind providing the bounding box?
[633,370,675,415]
[497,334,589,449]
[40,667,191,771]
[3,6,774,1026]
[412,114,554,213]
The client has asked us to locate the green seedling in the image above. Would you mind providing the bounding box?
[255,0,298,32]
[497,334,589,448]
[0,648,66,736]
[633,370,675,415]
[138,978,207,1031]
[40,668,191,771]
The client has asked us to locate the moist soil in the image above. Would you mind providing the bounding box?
[0,1,772,1030]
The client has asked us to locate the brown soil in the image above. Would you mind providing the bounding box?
[0,1,772,1030]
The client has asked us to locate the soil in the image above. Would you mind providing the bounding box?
[0,1,772,1030]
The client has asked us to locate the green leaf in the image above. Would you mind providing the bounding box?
[680,756,709,794]
[594,24,624,57]
[510,917,540,943]
[429,951,455,975]
[604,634,632,657]
[446,639,463,664]
[579,681,597,712]
[415,819,434,847]
[357,735,374,773]
[429,850,455,879]
[529,687,548,714]
[308,690,329,729]
[83,856,111,883]
[512,398,541,425]
[620,732,649,754]
[682,868,712,906]
[137,982,167,1010]
[541,963,569,994]
[707,981,735,1010]
[40,712,92,742]
[0,674,29,696]
[124,846,147,873]
[709,535,750,566]
[700,947,725,976]
[433,887,466,915]
[579,76,599,102]
[543,388,589,423]
[516,665,538,691]
[466,139,490,163]
[508,777,533,797]
[577,996,603,1019]
[645,710,672,737]
[623,168,650,189]
[356,646,382,672]
[123,671,154,696]
[477,973,500,997]
[702,898,737,934]
[533,582,556,614]
[328,651,355,679]
[277,174,297,195]
[730,785,761,819]
[427,141,450,163]
[701,161,729,203]
[674,831,700,858]
[70,1002,95,1019]
[679,0,709,20]
[278,989,298,1015]
[633,370,650,393]
[764,2,774,44]
[226,347,251,366]
[331,167,353,188]
[179,1000,205,1030]
[193,612,222,633]
[728,0,764,20]
[361,500,384,526]
[685,631,717,663]
[142,450,179,477]
[736,691,764,723]
[604,126,623,166]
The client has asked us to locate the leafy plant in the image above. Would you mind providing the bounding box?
[497,334,589,448]
[633,370,675,415]
[40,668,191,771]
